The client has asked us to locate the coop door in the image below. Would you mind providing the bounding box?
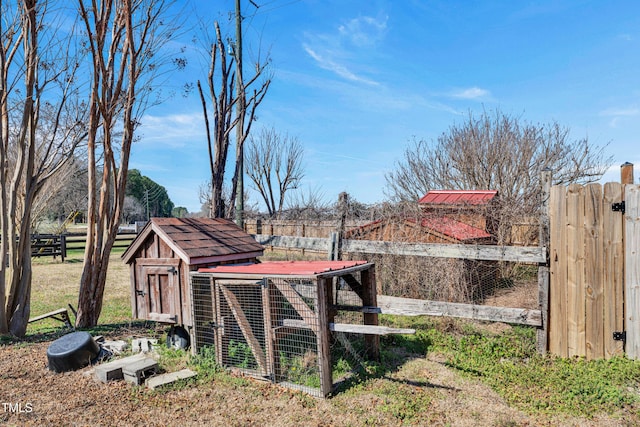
[211,280,272,379]
[137,261,180,323]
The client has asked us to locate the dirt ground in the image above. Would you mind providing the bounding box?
[0,323,634,427]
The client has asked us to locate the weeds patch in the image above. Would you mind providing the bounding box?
[427,323,640,417]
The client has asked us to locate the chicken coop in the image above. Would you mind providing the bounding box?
[190,261,414,397]
[122,217,264,348]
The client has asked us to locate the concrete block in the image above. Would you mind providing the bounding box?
[102,340,128,355]
[131,338,158,353]
[146,369,197,390]
[122,357,158,385]
[94,352,147,383]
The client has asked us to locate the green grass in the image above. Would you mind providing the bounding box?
[396,317,640,418]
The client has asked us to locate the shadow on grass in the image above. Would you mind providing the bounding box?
[330,331,454,396]
[0,320,159,346]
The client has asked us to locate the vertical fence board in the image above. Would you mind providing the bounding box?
[625,185,640,359]
[549,185,568,357]
[566,184,586,357]
[603,183,625,358]
[584,184,604,360]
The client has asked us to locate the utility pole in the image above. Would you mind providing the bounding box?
[145,189,150,220]
[234,0,245,227]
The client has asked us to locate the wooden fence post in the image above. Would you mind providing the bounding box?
[60,234,67,262]
[621,162,634,185]
[537,168,552,354]
[335,192,348,261]
[328,232,338,261]
[625,185,640,359]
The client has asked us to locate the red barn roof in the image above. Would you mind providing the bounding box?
[418,190,498,205]
[414,216,491,241]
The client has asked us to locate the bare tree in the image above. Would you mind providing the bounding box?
[245,127,304,218]
[0,0,86,336]
[385,109,612,245]
[76,0,178,328]
[197,9,270,220]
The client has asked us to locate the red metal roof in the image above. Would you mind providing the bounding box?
[415,216,491,241]
[418,190,498,205]
[198,260,368,276]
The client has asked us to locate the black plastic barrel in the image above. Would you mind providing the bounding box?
[47,331,100,373]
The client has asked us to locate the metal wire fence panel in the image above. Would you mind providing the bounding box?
[216,280,269,377]
[344,252,539,309]
[190,269,379,397]
[190,274,215,354]
[268,278,321,393]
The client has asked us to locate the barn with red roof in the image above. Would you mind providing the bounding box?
[345,190,498,244]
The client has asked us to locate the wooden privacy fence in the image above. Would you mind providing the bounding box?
[549,183,640,360]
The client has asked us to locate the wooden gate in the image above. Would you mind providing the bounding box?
[549,183,640,360]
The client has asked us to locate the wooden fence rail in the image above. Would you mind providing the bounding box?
[253,233,545,327]
[3,232,138,263]
[253,234,546,263]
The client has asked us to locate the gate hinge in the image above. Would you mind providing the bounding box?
[611,201,625,214]
[613,331,626,342]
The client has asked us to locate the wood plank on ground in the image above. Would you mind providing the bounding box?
[146,369,197,390]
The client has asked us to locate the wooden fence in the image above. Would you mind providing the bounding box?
[21,232,137,262]
[253,233,545,328]
[549,183,640,360]
[30,234,66,261]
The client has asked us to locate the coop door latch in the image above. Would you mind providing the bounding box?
[209,318,225,333]
[613,331,626,342]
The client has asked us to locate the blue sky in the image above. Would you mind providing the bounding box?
[130,0,640,213]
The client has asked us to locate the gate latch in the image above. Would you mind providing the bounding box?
[613,331,626,342]
[612,202,625,214]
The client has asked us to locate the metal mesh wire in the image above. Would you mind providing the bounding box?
[190,272,375,397]
[216,280,269,377]
[269,278,321,393]
[346,252,539,309]
[190,274,215,354]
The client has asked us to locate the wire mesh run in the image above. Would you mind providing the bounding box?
[269,278,321,394]
[190,264,378,398]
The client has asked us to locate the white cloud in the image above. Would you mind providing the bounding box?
[338,15,388,47]
[137,112,205,147]
[600,107,640,117]
[302,15,387,86]
[599,107,640,128]
[303,44,380,86]
[449,87,491,100]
